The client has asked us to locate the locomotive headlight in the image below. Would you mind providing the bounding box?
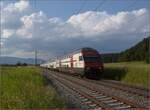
[99,66,102,69]
[86,67,90,70]
[99,66,104,72]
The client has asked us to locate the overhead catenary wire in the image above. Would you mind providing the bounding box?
[79,0,106,25]
[80,0,147,34]
[76,0,107,44]
[107,1,140,25]
[76,0,87,14]
[81,0,139,24]
[82,0,138,26]
[108,0,148,33]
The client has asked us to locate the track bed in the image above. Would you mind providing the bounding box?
[43,69,149,110]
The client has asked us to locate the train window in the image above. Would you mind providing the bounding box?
[83,56,101,62]
[79,56,83,61]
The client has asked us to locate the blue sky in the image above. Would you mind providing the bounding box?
[4,0,150,20]
[30,0,150,20]
[1,0,150,59]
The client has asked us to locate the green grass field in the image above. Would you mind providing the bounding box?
[102,62,150,87]
[0,67,65,109]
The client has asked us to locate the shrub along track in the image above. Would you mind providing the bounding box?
[43,69,149,110]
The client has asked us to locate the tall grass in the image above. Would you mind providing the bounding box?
[0,67,65,109]
[103,62,150,87]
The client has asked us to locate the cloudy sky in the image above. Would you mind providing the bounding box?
[1,0,150,59]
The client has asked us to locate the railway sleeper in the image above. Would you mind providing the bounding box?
[90,93,103,97]
[82,98,88,101]
[84,101,92,104]
[79,96,85,99]
[96,96,107,99]
[50,72,147,110]
[94,107,102,110]
[103,99,117,103]
[91,92,100,95]
[89,104,97,107]
[108,102,124,106]
[98,97,112,101]
[114,105,131,110]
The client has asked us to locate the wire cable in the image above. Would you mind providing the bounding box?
[76,0,87,14]
[81,0,106,23]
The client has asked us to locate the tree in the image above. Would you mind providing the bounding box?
[16,61,21,66]
[118,36,150,63]
[22,63,27,66]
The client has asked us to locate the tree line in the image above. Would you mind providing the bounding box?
[101,36,149,63]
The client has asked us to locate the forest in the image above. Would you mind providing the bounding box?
[101,36,149,63]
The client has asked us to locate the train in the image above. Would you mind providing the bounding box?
[40,47,104,78]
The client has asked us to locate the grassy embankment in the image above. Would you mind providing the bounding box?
[0,67,65,109]
[102,62,149,87]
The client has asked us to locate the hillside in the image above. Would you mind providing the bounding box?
[119,37,149,62]
[101,36,149,63]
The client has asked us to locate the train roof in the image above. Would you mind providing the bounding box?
[81,47,97,51]
[71,47,98,54]
[57,47,99,59]
[41,47,99,64]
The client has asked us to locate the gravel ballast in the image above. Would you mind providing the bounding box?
[43,71,90,110]
[43,70,149,110]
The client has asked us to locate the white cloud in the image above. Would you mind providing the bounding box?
[14,8,149,40]
[12,50,35,58]
[1,0,30,29]
[1,0,149,58]
[68,11,109,32]
[68,8,149,37]
[2,29,15,38]
[3,0,29,12]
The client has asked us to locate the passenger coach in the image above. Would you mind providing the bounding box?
[41,47,104,78]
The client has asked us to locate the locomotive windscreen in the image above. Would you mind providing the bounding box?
[83,56,101,62]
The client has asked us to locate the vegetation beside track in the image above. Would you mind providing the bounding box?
[0,67,65,109]
[102,62,149,87]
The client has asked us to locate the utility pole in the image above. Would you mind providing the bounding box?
[0,18,1,58]
[35,50,37,66]
[34,0,37,66]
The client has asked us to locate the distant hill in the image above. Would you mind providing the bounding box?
[119,36,149,62]
[0,56,45,65]
[101,36,149,63]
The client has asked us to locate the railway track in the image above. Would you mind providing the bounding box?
[84,79,150,98]
[49,69,149,98]
[44,70,149,110]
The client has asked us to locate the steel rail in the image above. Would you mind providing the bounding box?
[85,79,150,98]
[45,72,113,110]
[49,69,149,98]
[52,71,148,110]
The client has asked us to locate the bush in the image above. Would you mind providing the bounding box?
[103,62,149,87]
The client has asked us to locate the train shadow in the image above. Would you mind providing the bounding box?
[100,67,127,81]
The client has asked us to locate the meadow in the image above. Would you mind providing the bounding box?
[102,62,150,87]
[0,66,65,109]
